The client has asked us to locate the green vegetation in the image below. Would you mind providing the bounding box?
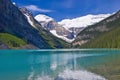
[0,33,27,49]
[81,26,120,48]
[80,12,120,48]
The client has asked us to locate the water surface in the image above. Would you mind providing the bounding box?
[0,49,120,80]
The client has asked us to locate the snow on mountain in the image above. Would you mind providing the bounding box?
[35,14,53,23]
[34,13,111,43]
[24,14,35,27]
[58,14,111,30]
[35,14,54,28]
[35,14,75,42]
[20,7,37,29]
[50,30,74,42]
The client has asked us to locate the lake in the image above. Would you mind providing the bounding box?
[0,49,120,80]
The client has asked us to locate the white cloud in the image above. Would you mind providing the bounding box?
[24,5,53,13]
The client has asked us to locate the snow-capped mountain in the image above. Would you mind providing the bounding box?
[35,14,74,42]
[19,7,69,48]
[58,14,111,30]
[34,14,111,43]
[35,14,53,23]
[35,14,54,27]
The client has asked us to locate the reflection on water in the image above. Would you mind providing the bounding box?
[0,49,120,80]
[55,69,106,80]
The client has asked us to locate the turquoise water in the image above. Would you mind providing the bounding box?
[0,49,120,80]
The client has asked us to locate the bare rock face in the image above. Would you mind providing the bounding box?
[69,27,84,36]
[46,21,74,39]
[73,10,120,47]
[20,7,43,30]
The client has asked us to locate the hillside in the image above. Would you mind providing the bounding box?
[20,7,70,48]
[0,33,26,49]
[73,10,120,48]
[0,0,69,49]
[0,33,39,49]
[81,26,120,48]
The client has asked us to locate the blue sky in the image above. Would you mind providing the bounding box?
[12,0,120,21]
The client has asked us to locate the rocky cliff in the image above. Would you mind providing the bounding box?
[0,0,69,49]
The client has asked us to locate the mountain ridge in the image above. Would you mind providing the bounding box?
[35,14,75,42]
[35,13,110,42]
[0,0,69,49]
[73,10,120,48]
[58,14,111,29]
[20,7,70,48]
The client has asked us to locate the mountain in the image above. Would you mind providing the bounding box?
[73,10,120,48]
[58,14,111,30]
[58,14,111,38]
[35,14,74,42]
[20,7,70,48]
[0,33,38,49]
[35,14,111,43]
[0,33,25,49]
[81,26,120,48]
[35,14,54,27]
[0,0,69,49]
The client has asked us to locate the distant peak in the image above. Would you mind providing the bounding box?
[35,14,54,23]
[58,13,111,29]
